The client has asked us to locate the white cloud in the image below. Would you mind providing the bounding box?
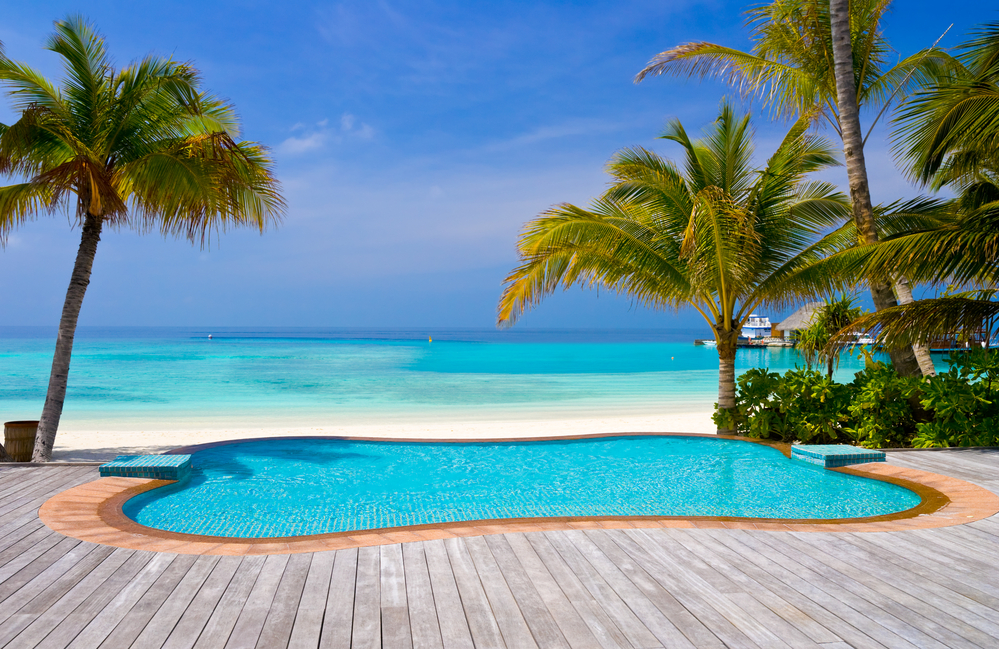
[277,114,375,156]
[278,131,328,155]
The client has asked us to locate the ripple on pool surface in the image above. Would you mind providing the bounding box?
[122,436,922,538]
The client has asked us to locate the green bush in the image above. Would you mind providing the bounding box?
[845,362,922,449]
[718,367,852,444]
[913,349,999,448]
[721,349,999,448]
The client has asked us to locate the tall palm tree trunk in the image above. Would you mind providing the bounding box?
[716,328,740,434]
[894,277,937,376]
[829,0,921,378]
[32,214,103,462]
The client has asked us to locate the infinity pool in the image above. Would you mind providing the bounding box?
[122,436,921,538]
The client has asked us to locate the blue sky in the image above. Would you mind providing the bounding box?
[0,0,993,331]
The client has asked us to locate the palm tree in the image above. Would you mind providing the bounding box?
[845,23,999,349]
[895,21,999,188]
[0,18,284,461]
[837,199,999,349]
[796,294,863,377]
[497,105,850,432]
[634,0,954,377]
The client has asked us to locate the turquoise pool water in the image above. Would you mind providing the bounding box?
[122,436,921,538]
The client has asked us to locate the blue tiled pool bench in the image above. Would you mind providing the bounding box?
[791,445,886,468]
[99,455,192,481]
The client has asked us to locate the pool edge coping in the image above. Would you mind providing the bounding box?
[38,433,999,555]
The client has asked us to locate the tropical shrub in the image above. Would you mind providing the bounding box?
[845,362,923,449]
[716,367,852,444]
[721,350,999,448]
[913,349,999,448]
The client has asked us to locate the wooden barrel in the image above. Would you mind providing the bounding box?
[4,421,39,462]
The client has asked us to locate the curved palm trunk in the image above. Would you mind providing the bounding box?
[715,329,740,434]
[894,277,937,377]
[829,0,921,378]
[32,214,103,462]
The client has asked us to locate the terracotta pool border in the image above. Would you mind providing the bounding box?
[38,433,999,555]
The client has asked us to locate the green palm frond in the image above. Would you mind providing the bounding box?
[856,199,999,286]
[894,21,999,186]
[637,0,958,131]
[498,105,846,335]
[0,15,284,248]
[841,291,999,349]
[0,183,55,242]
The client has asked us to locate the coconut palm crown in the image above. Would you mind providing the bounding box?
[895,21,999,188]
[0,17,285,461]
[633,0,955,378]
[497,104,850,432]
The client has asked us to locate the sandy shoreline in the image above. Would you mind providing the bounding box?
[50,411,717,462]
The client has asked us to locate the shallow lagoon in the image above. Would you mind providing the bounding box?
[0,326,911,429]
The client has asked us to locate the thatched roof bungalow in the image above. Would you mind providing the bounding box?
[776,302,823,337]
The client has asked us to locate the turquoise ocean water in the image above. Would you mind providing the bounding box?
[0,326,914,430]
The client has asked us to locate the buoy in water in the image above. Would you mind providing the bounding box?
[429,336,432,343]
[208,334,213,340]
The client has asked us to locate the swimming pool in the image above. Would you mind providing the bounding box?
[122,436,922,539]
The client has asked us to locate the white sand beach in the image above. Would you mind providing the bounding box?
[50,410,717,462]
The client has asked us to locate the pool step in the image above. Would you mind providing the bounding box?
[791,445,886,468]
[99,454,192,480]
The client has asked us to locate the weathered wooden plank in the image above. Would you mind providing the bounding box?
[254,553,313,649]
[0,541,116,643]
[220,554,291,649]
[537,531,661,649]
[463,535,540,649]
[709,530,928,649]
[0,526,67,585]
[401,542,444,649]
[442,537,506,649]
[837,532,999,626]
[190,555,267,649]
[510,532,631,649]
[157,555,242,649]
[421,539,475,649]
[380,544,414,649]
[556,530,699,649]
[143,555,236,649]
[96,553,201,649]
[64,551,177,649]
[579,530,738,649]
[754,530,967,649]
[693,529,909,649]
[493,534,603,649]
[854,532,999,605]
[2,543,114,648]
[633,528,841,645]
[604,529,802,649]
[796,531,999,641]
[352,546,381,649]
[287,551,335,649]
[0,536,88,612]
[0,519,46,558]
[483,534,577,649]
[14,548,146,649]
[319,548,357,649]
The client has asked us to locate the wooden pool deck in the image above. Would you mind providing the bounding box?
[1,449,998,648]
